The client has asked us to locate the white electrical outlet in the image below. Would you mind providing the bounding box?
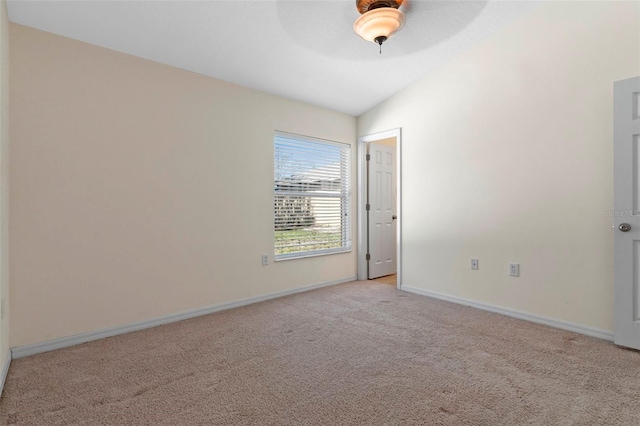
[262,254,269,266]
[471,259,479,270]
[509,263,520,277]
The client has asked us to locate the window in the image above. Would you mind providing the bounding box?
[274,132,351,260]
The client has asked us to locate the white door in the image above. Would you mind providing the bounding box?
[614,76,640,349]
[367,142,396,279]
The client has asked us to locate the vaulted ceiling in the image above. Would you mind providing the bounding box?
[7,0,540,116]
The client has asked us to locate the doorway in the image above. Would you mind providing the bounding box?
[357,129,402,289]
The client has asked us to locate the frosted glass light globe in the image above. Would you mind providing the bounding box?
[353,8,405,43]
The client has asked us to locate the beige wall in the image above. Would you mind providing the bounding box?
[358,1,640,332]
[0,0,9,367]
[10,24,357,347]
[9,1,638,348]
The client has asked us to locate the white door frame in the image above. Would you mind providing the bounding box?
[357,128,402,289]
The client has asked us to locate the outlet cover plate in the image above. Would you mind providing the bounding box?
[509,263,520,277]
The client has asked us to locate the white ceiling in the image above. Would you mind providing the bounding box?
[7,0,540,116]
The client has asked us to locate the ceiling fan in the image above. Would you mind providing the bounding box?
[353,0,406,53]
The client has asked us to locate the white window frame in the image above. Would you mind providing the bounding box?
[274,131,352,261]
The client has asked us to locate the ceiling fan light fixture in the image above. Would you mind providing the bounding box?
[353,7,405,43]
[353,0,405,52]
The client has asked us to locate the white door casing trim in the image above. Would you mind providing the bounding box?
[357,128,402,288]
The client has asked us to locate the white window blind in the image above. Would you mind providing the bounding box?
[274,132,351,260]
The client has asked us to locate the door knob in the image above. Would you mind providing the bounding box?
[619,223,631,232]
[392,215,397,220]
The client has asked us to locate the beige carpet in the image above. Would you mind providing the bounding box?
[1,281,639,425]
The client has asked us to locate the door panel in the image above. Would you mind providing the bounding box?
[614,76,640,349]
[368,142,396,279]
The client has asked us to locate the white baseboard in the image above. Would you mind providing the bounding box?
[11,276,357,359]
[401,285,614,341]
[0,351,10,398]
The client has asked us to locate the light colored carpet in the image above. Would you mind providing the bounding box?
[1,281,639,425]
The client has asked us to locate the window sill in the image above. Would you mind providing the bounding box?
[274,248,352,262]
